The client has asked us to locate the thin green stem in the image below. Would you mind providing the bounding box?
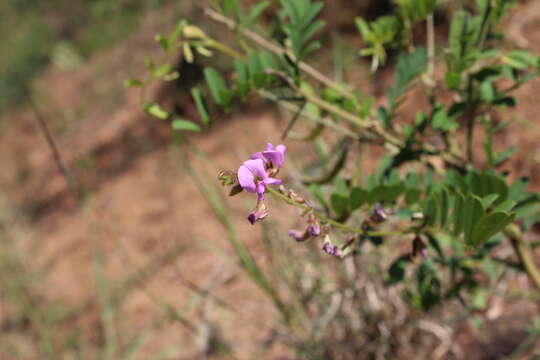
[266,187,408,237]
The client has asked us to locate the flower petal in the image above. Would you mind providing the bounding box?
[250,151,265,162]
[256,183,266,199]
[242,159,268,179]
[264,177,282,186]
[237,164,256,193]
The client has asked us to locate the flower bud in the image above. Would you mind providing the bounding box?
[370,203,387,224]
[288,229,308,242]
[411,212,424,221]
[306,213,320,236]
[322,235,342,258]
[183,25,206,40]
[218,170,237,186]
[247,199,268,225]
[412,235,428,259]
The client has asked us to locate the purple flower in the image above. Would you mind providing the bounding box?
[371,203,388,223]
[247,197,268,225]
[238,159,281,200]
[322,235,342,258]
[322,243,342,258]
[251,143,286,169]
[307,224,321,237]
[288,229,307,242]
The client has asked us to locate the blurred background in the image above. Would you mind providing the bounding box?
[1,0,540,359]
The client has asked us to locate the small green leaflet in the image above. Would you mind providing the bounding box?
[171,119,201,132]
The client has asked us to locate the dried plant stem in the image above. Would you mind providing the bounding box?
[505,225,540,293]
[203,6,354,100]
[426,13,436,105]
[28,95,79,198]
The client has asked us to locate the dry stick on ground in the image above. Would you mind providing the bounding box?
[27,94,79,198]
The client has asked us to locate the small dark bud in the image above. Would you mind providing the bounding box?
[370,203,387,224]
[229,184,243,196]
[411,236,428,259]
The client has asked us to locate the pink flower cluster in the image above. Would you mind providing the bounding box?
[237,143,286,224]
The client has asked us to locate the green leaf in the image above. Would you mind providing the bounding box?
[171,119,201,132]
[221,0,242,17]
[247,52,267,89]
[145,103,169,120]
[204,67,229,106]
[191,88,210,126]
[241,1,270,28]
[471,212,515,247]
[154,64,172,78]
[331,193,349,216]
[424,194,439,226]
[387,255,410,285]
[439,188,449,227]
[481,194,499,208]
[445,71,461,89]
[350,187,368,210]
[508,177,529,200]
[479,80,495,103]
[463,195,485,245]
[396,46,427,90]
[452,192,465,236]
[494,147,516,165]
[335,176,349,196]
[503,50,539,69]
[155,34,168,52]
[492,199,516,213]
[309,183,328,209]
[124,78,143,87]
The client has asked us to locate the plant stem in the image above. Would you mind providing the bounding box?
[465,79,476,163]
[505,224,540,293]
[28,94,79,198]
[426,13,436,105]
[203,6,355,100]
[266,187,408,237]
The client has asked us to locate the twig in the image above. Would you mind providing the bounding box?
[505,224,540,293]
[281,99,306,140]
[266,186,408,237]
[203,6,355,100]
[426,13,436,105]
[27,95,79,198]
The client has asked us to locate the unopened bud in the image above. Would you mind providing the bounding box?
[411,236,428,259]
[247,198,268,225]
[229,184,243,196]
[411,212,424,221]
[183,25,206,40]
[218,170,237,186]
[370,203,387,224]
[322,235,342,258]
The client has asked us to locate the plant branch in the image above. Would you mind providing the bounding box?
[505,224,540,293]
[203,6,355,100]
[27,94,79,198]
[266,186,408,237]
[426,13,436,105]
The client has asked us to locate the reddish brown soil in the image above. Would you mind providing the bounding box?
[2,2,540,359]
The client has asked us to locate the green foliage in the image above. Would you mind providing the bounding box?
[355,15,402,68]
[136,0,540,330]
[279,0,325,62]
[387,46,427,109]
